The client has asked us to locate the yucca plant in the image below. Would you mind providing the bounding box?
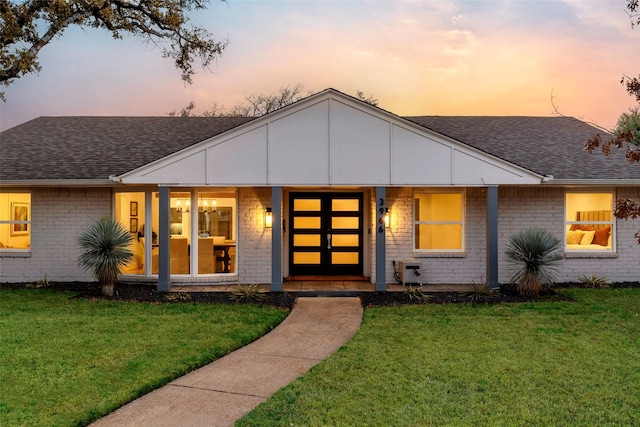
[577,274,611,288]
[403,285,430,302]
[505,227,563,297]
[461,282,497,302]
[77,217,133,297]
[229,283,266,303]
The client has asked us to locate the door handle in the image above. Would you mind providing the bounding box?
[327,233,332,250]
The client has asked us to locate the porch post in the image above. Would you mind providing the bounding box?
[486,186,499,290]
[157,186,171,292]
[375,187,387,292]
[271,186,283,291]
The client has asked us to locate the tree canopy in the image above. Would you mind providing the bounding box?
[0,0,226,99]
[584,0,640,243]
[168,84,379,117]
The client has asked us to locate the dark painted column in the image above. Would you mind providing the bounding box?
[157,186,171,292]
[271,186,283,291]
[375,187,387,292]
[486,186,499,290]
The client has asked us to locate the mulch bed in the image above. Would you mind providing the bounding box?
[2,281,638,309]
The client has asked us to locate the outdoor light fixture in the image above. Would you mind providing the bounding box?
[265,207,273,229]
[384,208,390,228]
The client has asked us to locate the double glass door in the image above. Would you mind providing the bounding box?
[289,193,363,276]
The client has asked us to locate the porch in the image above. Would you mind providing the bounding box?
[172,279,474,294]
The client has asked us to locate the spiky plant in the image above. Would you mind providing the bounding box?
[577,274,611,288]
[505,227,563,297]
[77,217,133,297]
[229,283,266,303]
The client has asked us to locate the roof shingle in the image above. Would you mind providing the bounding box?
[1,115,637,182]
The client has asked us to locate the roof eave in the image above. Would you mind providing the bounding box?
[0,179,119,187]
[542,178,640,186]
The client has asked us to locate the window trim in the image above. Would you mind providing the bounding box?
[413,189,466,253]
[564,189,615,253]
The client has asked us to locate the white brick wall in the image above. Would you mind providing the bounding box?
[2,185,638,285]
[0,187,112,283]
[383,186,639,285]
[237,187,272,284]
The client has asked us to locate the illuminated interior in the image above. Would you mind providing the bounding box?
[0,192,31,250]
[116,190,237,276]
[414,192,464,251]
[565,192,614,251]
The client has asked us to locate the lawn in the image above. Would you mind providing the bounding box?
[239,288,640,426]
[0,289,289,427]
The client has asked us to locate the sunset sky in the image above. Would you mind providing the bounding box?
[1,0,638,132]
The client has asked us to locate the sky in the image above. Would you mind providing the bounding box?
[1,0,638,132]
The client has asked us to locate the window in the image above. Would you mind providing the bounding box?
[565,192,614,251]
[115,192,146,274]
[414,190,464,251]
[0,192,31,250]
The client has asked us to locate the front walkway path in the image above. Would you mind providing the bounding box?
[91,297,363,427]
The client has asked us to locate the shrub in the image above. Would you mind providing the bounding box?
[461,282,497,302]
[505,227,563,297]
[77,217,133,297]
[229,284,266,303]
[403,285,430,302]
[578,274,611,288]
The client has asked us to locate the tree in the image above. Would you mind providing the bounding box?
[168,84,379,117]
[78,217,133,297]
[0,0,226,100]
[583,0,640,244]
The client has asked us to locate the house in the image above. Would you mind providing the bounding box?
[1,89,638,290]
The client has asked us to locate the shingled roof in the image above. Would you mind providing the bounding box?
[406,116,637,181]
[0,116,253,181]
[1,114,637,182]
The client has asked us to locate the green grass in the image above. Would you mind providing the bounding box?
[239,288,640,426]
[0,289,288,427]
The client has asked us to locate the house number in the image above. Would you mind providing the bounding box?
[378,198,385,233]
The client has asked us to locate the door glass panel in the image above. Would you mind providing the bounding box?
[294,234,321,247]
[332,234,358,247]
[332,199,359,211]
[294,199,321,211]
[294,217,321,229]
[332,217,359,229]
[294,252,321,264]
[332,252,359,264]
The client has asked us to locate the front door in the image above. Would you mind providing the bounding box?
[289,192,363,276]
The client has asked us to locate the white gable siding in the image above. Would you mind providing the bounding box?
[118,90,541,186]
[207,125,268,185]
[391,125,453,185]
[141,152,206,184]
[269,101,330,185]
[330,100,391,185]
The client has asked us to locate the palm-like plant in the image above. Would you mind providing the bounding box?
[505,227,563,297]
[78,217,133,296]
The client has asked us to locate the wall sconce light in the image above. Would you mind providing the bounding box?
[265,207,273,229]
[384,208,390,228]
[176,200,182,212]
[212,199,217,212]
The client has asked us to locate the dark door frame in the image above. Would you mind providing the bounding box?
[288,192,364,276]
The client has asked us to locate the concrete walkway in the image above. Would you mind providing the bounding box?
[91,297,363,427]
